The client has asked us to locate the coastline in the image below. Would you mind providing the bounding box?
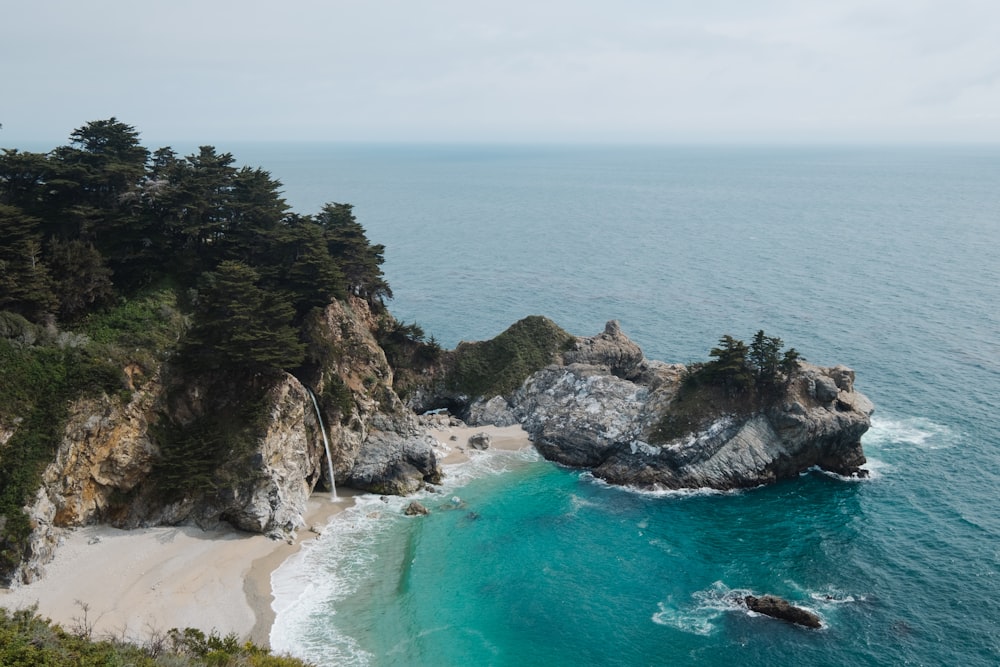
[0,424,532,651]
[0,491,358,648]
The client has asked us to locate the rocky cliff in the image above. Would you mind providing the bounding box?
[5,297,441,586]
[453,321,873,491]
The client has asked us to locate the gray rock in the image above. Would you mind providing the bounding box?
[468,432,492,450]
[506,353,873,490]
[562,320,645,380]
[404,501,430,516]
[512,364,650,467]
[814,375,840,403]
[466,395,518,426]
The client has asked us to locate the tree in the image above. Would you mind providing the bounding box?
[220,166,289,266]
[184,261,305,372]
[260,216,346,318]
[0,149,52,211]
[0,204,57,319]
[749,329,783,389]
[49,118,149,233]
[315,203,392,306]
[706,334,753,395]
[46,238,115,321]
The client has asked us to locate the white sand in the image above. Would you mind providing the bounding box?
[0,492,355,646]
[0,424,533,648]
[428,423,533,465]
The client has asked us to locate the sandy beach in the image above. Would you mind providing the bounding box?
[0,423,532,649]
[0,491,357,647]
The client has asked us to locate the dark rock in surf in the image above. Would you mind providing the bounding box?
[744,594,822,628]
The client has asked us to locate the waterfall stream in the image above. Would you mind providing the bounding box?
[307,388,338,501]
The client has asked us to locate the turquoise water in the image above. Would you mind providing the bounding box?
[260,145,1000,666]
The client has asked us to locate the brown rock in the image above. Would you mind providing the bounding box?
[404,501,430,516]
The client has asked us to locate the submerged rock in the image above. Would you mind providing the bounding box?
[404,501,430,516]
[744,595,822,628]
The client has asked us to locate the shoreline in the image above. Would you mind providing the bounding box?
[245,489,362,646]
[0,423,533,651]
[0,490,359,649]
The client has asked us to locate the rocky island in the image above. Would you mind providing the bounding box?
[413,317,873,491]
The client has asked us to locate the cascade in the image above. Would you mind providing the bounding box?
[307,388,339,501]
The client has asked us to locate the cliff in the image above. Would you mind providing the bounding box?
[3,297,441,586]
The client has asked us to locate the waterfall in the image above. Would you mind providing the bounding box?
[307,388,338,501]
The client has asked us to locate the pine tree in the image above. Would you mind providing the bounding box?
[315,202,392,306]
[185,260,305,372]
[0,204,57,319]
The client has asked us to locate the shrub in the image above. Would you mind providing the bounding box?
[446,315,573,398]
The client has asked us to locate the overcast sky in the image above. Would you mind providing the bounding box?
[3,0,999,145]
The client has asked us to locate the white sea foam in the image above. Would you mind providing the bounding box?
[270,493,411,664]
[270,444,542,663]
[439,446,541,488]
[812,458,887,482]
[652,581,833,633]
[864,415,957,450]
[651,581,750,635]
[580,471,746,499]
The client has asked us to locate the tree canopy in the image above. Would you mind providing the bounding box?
[689,330,803,398]
[0,118,393,375]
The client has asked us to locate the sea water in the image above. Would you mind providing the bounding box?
[237,144,1000,666]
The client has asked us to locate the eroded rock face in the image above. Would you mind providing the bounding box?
[503,325,873,491]
[7,297,443,585]
[562,320,645,380]
[15,371,163,584]
[308,298,442,495]
[512,364,652,467]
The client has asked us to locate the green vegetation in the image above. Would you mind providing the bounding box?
[0,119,398,580]
[0,606,313,666]
[446,316,574,398]
[0,339,126,576]
[376,317,443,399]
[650,330,803,444]
[152,383,271,500]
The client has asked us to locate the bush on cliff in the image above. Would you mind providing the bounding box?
[445,316,575,398]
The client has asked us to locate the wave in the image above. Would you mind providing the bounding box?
[270,445,542,663]
[440,446,541,488]
[811,457,889,482]
[651,582,752,635]
[864,415,958,450]
[579,471,746,498]
[270,494,404,664]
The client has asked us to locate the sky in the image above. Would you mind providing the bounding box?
[2,0,1000,145]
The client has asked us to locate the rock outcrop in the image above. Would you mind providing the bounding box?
[562,320,645,380]
[457,322,873,491]
[744,594,822,629]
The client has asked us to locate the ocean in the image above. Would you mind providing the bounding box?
[228,143,999,666]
